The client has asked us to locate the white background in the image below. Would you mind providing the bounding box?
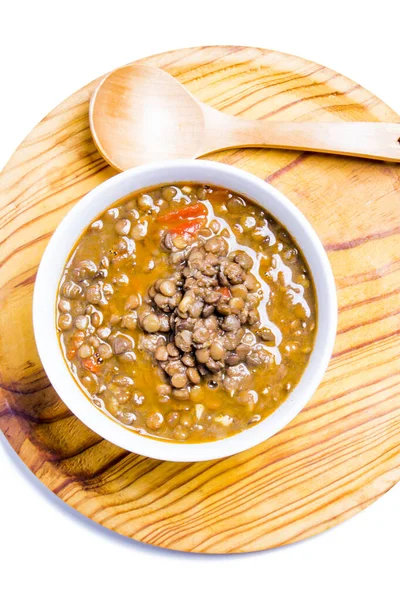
[1,1,399,599]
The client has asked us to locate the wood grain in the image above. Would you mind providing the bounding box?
[1,45,400,553]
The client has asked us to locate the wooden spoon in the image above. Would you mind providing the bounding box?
[89,64,400,171]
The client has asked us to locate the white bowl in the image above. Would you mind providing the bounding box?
[33,160,337,462]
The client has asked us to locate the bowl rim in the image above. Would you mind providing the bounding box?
[33,159,337,462]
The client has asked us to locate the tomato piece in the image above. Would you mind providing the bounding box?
[67,348,77,360]
[71,331,85,346]
[169,217,206,235]
[81,356,101,373]
[157,203,208,223]
[66,331,85,360]
[218,286,232,299]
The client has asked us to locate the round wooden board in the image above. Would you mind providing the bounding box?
[1,46,400,554]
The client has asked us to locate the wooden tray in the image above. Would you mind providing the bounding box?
[1,46,400,554]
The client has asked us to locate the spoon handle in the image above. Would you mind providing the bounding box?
[201,114,400,162]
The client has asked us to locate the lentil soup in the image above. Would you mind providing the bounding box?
[57,183,317,443]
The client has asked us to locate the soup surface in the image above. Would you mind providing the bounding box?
[57,183,317,442]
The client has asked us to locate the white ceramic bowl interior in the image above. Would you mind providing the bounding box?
[33,160,337,462]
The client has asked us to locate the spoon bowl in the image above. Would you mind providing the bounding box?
[90,65,206,170]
